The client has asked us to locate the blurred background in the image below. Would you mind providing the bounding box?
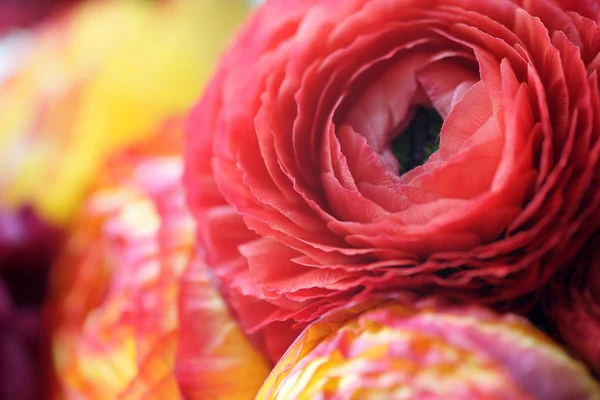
[0,1,260,398]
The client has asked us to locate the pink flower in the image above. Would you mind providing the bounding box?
[185,0,600,361]
[46,120,193,399]
[257,300,600,399]
[47,119,269,399]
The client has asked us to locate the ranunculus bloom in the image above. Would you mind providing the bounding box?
[0,0,248,226]
[257,301,600,399]
[46,119,268,399]
[46,120,193,399]
[544,238,600,376]
[185,0,600,360]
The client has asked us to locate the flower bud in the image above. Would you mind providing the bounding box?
[258,301,600,399]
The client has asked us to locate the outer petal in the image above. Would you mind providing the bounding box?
[175,255,271,399]
[258,300,600,399]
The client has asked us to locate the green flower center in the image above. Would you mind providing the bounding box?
[391,106,442,174]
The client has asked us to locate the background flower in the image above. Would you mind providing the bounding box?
[0,206,60,301]
[0,0,248,226]
[0,279,41,400]
[544,238,600,376]
[46,120,193,399]
[185,0,600,361]
[0,2,249,395]
[0,206,57,399]
[0,0,79,35]
[258,300,600,399]
[47,116,270,399]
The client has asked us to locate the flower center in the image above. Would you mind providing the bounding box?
[391,106,442,174]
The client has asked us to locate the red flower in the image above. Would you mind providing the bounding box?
[257,300,600,399]
[185,0,600,361]
[544,238,600,376]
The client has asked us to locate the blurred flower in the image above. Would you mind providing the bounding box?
[175,255,271,399]
[47,117,269,399]
[1,1,248,397]
[0,206,60,300]
[0,279,41,400]
[545,238,600,376]
[0,0,248,226]
[46,120,194,399]
[258,300,600,399]
[0,0,78,34]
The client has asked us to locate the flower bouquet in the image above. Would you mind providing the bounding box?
[3,0,600,398]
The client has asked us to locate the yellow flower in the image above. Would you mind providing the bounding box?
[0,0,247,225]
[257,301,600,400]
